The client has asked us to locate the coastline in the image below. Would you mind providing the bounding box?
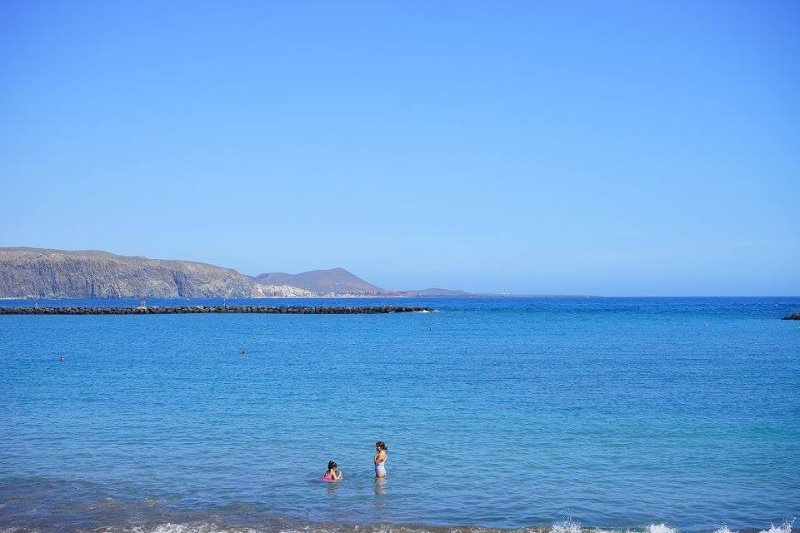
[0,475,795,533]
[0,484,795,533]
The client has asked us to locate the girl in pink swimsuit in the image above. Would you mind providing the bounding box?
[323,461,343,481]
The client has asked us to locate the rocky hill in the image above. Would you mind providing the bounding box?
[0,248,469,299]
[254,268,387,296]
[0,248,253,298]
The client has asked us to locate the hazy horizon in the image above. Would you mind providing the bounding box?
[2,1,798,296]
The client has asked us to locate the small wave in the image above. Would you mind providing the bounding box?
[549,521,584,533]
[130,525,261,533]
[758,521,795,533]
[647,525,680,533]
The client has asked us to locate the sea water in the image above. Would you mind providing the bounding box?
[1,297,798,533]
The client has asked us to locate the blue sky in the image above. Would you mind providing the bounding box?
[1,1,798,295]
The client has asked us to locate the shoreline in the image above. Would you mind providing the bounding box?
[0,499,794,533]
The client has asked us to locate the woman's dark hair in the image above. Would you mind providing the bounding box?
[375,441,388,451]
[328,461,337,470]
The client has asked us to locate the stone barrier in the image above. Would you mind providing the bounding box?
[0,305,432,315]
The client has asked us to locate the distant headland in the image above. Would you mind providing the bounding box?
[0,247,469,299]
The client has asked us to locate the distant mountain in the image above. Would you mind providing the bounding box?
[254,268,386,296]
[0,247,470,299]
[253,270,469,297]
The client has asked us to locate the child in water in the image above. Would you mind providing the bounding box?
[323,461,343,481]
[374,441,388,478]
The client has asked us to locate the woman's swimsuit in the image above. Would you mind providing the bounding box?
[375,460,386,477]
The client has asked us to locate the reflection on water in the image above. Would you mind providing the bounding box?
[372,477,388,517]
[373,477,386,497]
[326,479,339,496]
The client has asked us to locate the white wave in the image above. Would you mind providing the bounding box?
[758,521,795,533]
[549,520,584,533]
[133,524,261,533]
[646,524,680,533]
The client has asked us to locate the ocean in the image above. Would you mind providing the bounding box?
[1,297,798,533]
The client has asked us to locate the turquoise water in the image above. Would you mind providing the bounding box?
[1,297,798,533]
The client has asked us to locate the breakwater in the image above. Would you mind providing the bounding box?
[0,305,432,315]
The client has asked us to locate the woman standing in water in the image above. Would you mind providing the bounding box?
[374,441,388,478]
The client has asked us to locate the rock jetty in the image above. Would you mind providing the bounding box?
[782,311,800,320]
[0,305,432,315]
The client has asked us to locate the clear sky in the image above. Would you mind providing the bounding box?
[1,1,798,295]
